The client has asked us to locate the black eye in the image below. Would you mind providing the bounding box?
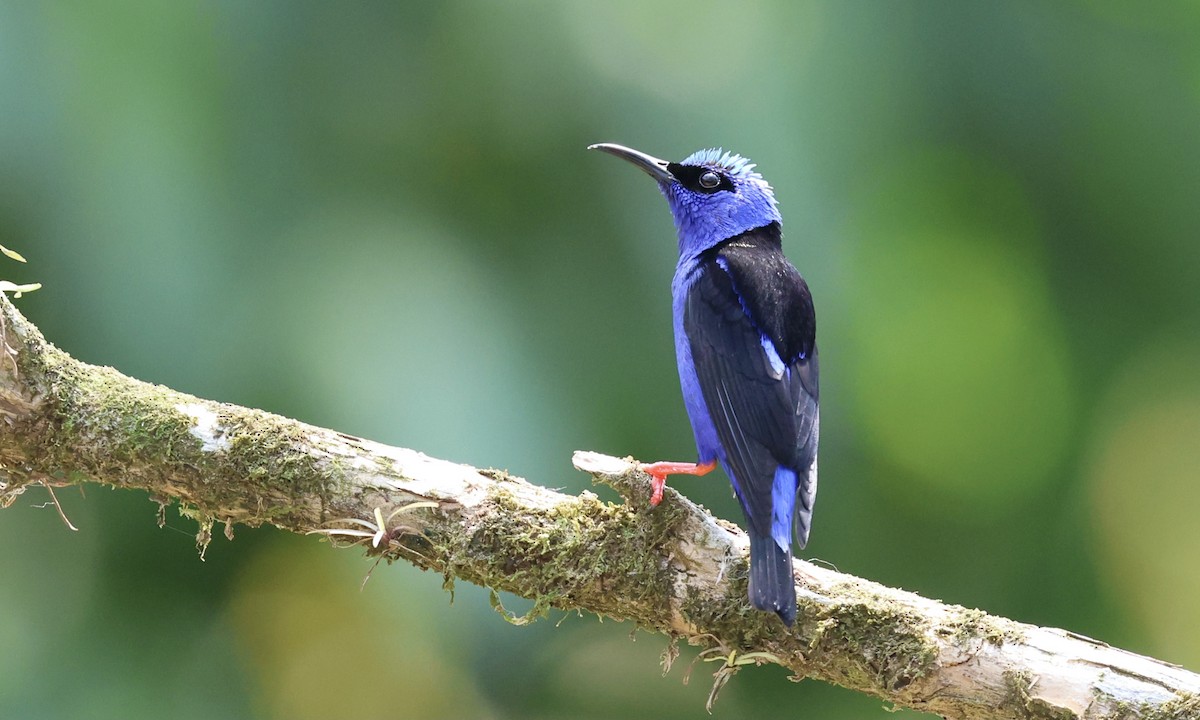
[699,171,721,189]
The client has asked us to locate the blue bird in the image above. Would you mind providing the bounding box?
[590,143,818,626]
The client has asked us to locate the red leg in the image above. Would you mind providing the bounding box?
[638,460,717,506]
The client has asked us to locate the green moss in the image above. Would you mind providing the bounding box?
[12,334,346,532]
[1152,693,1200,720]
[943,607,1023,650]
[420,484,685,629]
[1105,691,1200,720]
[802,597,939,693]
[478,467,515,483]
[677,567,784,651]
[41,361,210,477]
[215,410,333,523]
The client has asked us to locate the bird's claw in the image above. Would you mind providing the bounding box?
[647,473,667,507]
[636,463,674,506]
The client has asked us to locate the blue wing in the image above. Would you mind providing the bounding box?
[683,224,819,548]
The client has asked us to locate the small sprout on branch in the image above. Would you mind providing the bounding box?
[308,501,439,548]
[1,244,40,298]
[684,640,784,713]
[0,281,40,297]
[1,245,28,263]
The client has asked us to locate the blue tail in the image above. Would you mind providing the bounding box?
[748,530,796,626]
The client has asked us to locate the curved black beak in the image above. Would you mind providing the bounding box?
[588,143,674,184]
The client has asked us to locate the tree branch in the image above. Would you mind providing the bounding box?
[1,292,1197,719]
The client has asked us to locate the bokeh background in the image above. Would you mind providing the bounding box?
[2,2,1199,718]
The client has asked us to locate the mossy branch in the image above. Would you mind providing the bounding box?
[0,293,1197,719]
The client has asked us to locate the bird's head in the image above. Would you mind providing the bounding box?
[590,143,781,258]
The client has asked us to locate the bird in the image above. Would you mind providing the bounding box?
[589,143,819,626]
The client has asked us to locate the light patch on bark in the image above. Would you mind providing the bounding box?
[177,402,230,452]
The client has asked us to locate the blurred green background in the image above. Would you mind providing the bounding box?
[2,2,1199,718]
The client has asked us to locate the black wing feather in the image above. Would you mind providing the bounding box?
[684,224,819,542]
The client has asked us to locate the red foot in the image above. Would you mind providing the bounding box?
[637,460,717,506]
